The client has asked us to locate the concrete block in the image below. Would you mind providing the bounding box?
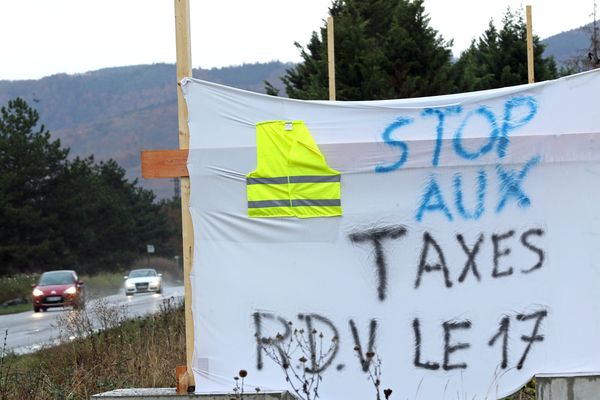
[91,388,299,400]
[537,375,600,400]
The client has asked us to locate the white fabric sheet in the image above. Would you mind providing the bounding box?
[183,69,600,399]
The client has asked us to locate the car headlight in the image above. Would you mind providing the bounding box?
[65,286,77,295]
[32,288,44,297]
[125,281,134,288]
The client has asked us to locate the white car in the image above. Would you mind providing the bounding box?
[124,268,163,296]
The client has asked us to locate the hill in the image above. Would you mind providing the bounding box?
[0,62,291,199]
[542,23,595,67]
[0,20,597,200]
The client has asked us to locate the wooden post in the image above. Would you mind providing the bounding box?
[174,0,195,387]
[327,16,336,100]
[526,5,535,84]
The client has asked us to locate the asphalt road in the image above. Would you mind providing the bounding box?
[0,285,184,354]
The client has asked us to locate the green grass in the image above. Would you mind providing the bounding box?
[0,303,31,315]
[81,271,126,299]
[0,274,37,304]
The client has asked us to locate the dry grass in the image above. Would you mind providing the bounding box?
[81,272,127,299]
[0,297,185,399]
[0,274,37,304]
[0,303,31,315]
[504,380,536,400]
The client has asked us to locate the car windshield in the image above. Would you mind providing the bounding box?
[39,271,75,286]
[129,269,156,278]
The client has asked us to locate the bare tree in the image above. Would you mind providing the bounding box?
[561,1,600,74]
[586,0,600,68]
[258,322,337,400]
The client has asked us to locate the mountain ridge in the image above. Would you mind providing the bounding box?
[0,22,594,199]
[0,61,291,199]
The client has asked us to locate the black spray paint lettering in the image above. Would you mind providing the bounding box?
[298,313,341,374]
[347,225,546,296]
[255,309,548,374]
[415,232,453,289]
[255,313,381,375]
[412,318,440,370]
[349,319,378,372]
[487,309,548,370]
[516,309,548,369]
[413,228,546,288]
[349,225,407,301]
[443,320,472,370]
[520,229,545,274]
[488,316,510,369]
[253,312,292,370]
[456,233,483,283]
[492,230,515,278]
[413,318,472,371]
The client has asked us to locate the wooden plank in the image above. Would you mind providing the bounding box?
[174,0,195,388]
[526,5,535,84]
[327,16,336,101]
[141,149,189,178]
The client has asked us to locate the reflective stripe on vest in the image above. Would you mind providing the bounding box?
[246,120,342,218]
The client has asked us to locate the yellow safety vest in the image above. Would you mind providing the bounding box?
[246,120,342,218]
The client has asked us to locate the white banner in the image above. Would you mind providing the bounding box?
[183,69,600,399]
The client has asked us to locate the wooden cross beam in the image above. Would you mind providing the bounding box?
[141,149,189,178]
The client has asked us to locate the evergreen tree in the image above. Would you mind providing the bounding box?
[0,98,172,276]
[453,8,558,92]
[158,197,183,261]
[275,0,455,100]
[54,157,171,274]
[0,98,69,273]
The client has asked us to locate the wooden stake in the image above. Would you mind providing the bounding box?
[174,0,195,387]
[526,5,535,83]
[327,16,336,100]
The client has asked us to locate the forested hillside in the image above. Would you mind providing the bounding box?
[0,62,291,198]
[0,98,178,275]
[0,20,595,200]
[542,22,593,68]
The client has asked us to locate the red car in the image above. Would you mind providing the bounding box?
[32,270,85,312]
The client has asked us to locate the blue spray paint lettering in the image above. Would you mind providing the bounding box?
[453,169,487,220]
[453,106,499,161]
[375,117,413,173]
[496,155,541,213]
[421,106,462,167]
[416,175,453,222]
[374,96,539,173]
[374,97,541,221]
[498,96,538,158]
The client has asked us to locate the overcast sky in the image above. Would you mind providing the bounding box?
[0,0,596,80]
